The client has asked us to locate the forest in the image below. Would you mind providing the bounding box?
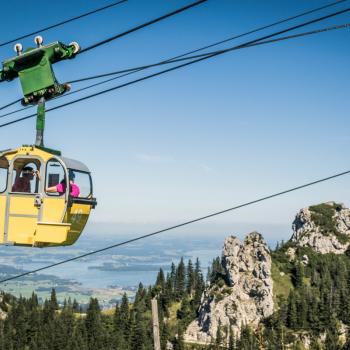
[2,244,350,349]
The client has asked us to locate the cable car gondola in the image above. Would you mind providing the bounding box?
[0,37,97,247]
[0,146,96,247]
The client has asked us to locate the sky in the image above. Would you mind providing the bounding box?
[0,0,349,244]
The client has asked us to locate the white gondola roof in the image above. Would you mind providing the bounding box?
[60,156,90,173]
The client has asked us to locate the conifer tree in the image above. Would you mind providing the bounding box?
[50,288,59,310]
[237,326,259,350]
[114,293,130,348]
[85,298,103,350]
[173,328,185,350]
[186,259,195,296]
[72,299,80,313]
[293,262,304,288]
[156,269,166,292]
[170,262,177,295]
[287,291,298,329]
[175,258,186,300]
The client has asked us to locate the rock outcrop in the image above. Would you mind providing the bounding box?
[291,202,350,254]
[184,232,273,344]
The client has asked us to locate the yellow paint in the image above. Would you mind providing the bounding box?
[8,216,36,245]
[34,222,71,244]
[0,146,94,248]
[64,203,91,245]
[0,196,6,244]
[9,196,39,216]
[42,197,65,222]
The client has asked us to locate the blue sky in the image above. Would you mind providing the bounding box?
[0,0,349,243]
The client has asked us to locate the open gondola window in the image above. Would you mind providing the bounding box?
[45,159,66,196]
[0,157,8,193]
[69,170,92,198]
[11,159,41,194]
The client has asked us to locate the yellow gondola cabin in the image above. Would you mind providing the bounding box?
[0,145,96,247]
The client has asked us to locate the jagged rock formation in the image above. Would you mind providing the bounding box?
[184,232,273,344]
[291,202,350,254]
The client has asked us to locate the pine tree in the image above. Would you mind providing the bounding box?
[186,259,195,296]
[293,262,304,288]
[129,307,147,350]
[114,293,130,348]
[85,298,103,350]
[69,319,88,350]
[156,268,165,292]
[237,326,259,350]
[287,291,298,329]
[173,328,185,350]
[175,258,186,300]
[194,258,205,308]
[50,288,59,310]
[72,299,80,313]
[170,262,177,298]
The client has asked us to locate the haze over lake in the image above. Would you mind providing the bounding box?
[0,221,289,303]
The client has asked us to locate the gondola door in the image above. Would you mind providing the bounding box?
[5,157,42,246]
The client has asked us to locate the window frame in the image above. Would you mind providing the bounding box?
[0,157,9,194]
[9,156,42,195]
[68,169,93,199]
[45,158,68,198]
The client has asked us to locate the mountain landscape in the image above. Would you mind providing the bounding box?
[1,201,350,349]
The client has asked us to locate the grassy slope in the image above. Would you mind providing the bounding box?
[271,260,293,304]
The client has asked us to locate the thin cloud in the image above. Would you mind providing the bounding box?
[199,164,214,173]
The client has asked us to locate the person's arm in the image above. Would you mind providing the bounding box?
[46,186,57,193]
[34,170,41,181]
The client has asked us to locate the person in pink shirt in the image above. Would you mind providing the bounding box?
[46,170,80,197]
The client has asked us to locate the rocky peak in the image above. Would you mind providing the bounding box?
[184,232,273,345]
[291,202,350,254]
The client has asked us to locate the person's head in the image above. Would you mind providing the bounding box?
[22,166,34,180]
[68,170,75,183]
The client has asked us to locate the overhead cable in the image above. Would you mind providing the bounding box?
[69,0,350,83]
[0,98,22,111]
[1,5,349,130]
[0,0,128,48]
[68,22,350,85]
[1,20,349,123]
[79,0,209,54]
[0,0,207,113]
[0,169,349,284]
[0,0,346,114]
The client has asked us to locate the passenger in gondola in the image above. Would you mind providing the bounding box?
[12,166,40,193]
[46,170,80,197]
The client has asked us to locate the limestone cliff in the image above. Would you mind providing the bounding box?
[291,202,350,254]
[184,232,273,344]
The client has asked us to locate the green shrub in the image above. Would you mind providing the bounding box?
[309,203,349,244]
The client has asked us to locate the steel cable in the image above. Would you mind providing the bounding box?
[0,0,128,48]
[0,169,349,283]
[1,20,349,123]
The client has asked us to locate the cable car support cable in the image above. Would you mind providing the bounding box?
[0,169,349,284]
[68,0,350,84]
[0,17,349,129]
[0,0,347,114]
[66,22,350,85]
[0,0,208,113]
[79,0,209,54]
[0,0,128,49]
